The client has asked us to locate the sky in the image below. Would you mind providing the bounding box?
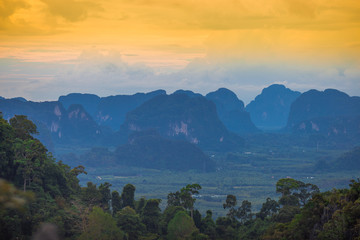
[0,0,359,104]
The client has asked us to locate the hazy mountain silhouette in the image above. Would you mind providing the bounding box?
[118,93,244,151]
[287,89,360,137]
[246,84,301,130]
[206,88,258,134]
[59,90,166,131]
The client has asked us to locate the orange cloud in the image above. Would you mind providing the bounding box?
[40,0,102,22]
[0,0,359,72]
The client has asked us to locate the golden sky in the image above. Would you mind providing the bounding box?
[0,0,359,101]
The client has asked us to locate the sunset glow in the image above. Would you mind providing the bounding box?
[1,0,359,101]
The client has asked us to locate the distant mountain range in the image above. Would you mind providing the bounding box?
[246,84,301,130]
[206,88,258,134]
[0,99,105,151]
[1,85,359,162]
[287,89,360,138]
[59,90,166,131]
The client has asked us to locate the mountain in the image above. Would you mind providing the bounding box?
[59,104,105,145]
[59,93,101,116]
[95,90,166,130]
[0,99,105,148]
[11,97,27,102]
[119,93,244,151]
[173,89,203,98]
[246,84,301,130]
[59,90,166,131]
[287,89,360,138]
[206,88,258,134]
[114,131,215,171]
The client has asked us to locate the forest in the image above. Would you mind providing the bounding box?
[1,114,360,239]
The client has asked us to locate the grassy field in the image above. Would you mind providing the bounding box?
[69,144,358,219]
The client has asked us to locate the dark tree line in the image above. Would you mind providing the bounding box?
[1,114,360,239]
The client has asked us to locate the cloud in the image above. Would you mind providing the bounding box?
[0,50,158,100]
[0,0,103,35]
[0,0,28,30]
[40,0,102,22]
[0,0,28,19]
[0,47,359,105]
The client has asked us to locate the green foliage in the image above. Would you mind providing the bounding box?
[167,183,202,219]
[160,205,185,235]
[112,190,121,215]
[257,198,279,220]
[200,210,216,239]
[116,206,145,240]
[121,183,136,209]
[2,114,360,240]
[99,182,112,210]
[276,178,303,197]
[167,211,197,240]
[263,179,360,239]
[81,182,102,206]
[9,115,38,139]
[141,198,161,234]
[78,206,124,240]
[222,195,252,224]
[215,217,237,240]
[223,194,237,219]
[237,200,252,223]
[276,178,319,207]
[0,115,16,181]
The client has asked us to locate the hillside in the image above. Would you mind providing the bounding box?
[59,90,166,131]
[119,93,244,151]
[206,88,258,134]
[115,131,215,171]
[246,84,301,130]
[287,89,360,139]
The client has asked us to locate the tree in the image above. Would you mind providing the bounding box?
[13,138,46,191]
[121,184,135,209]
[223,194,237,219]
[200,210,216,239]
[78,207,124,240]
[167,191,181,207]
[167,184,202,219]
[276,178,319,207]
[237,200,252,223]
[141,199,161,234]
[135,197,146,213]
[112,191,122,215]
[257,198,279,220]
[0,115,16,181]
[167,211,197,240]
[160,206,184,235]
[81,182,102,206]
[116,206,145,240]
[99,182,112,210]
[10,115,38,140]
[276,178,302,197]
[294,183,320,206]
[215,217,236,240]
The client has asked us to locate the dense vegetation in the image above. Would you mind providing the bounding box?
[1,115,360,239]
